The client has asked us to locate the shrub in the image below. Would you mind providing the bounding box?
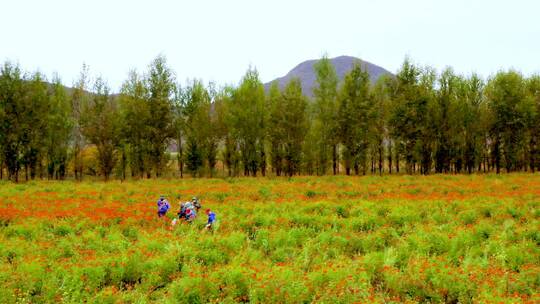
[220,268,250,302]
[351,216,380,232]
[460,210,478,225]
[506,207,523,219]
[335,205,349,218]
[305,190,317,198]
[258,187,272,201]
[53,225,73,237]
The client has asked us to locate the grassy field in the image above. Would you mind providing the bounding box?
[0,175,539,303]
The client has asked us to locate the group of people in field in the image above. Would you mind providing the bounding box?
[156,195,216,230]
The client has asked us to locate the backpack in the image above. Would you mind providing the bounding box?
[159,201,170,213]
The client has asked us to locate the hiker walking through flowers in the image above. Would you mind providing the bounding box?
[205,209,216,230]
[157,195,170,218]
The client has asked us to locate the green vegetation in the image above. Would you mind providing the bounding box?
[1,56,540,181]
[0,175,538,302]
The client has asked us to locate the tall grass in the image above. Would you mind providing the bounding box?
[0,174,538,302]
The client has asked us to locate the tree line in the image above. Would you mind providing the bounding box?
[1,55,539,181]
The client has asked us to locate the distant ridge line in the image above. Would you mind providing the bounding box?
[264,55,393,97]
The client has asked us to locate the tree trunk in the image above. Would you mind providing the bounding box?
[121,150,127,181]
[260,152,266,177]
[479,156,483,173]
[494,137,501,174]
[178,136,184,178]
[332,144,338,175]
[388,144,392,174]
[378,145,383,175]
[530,137,536,173]
[38,161,43,179]
[396,152,400,173]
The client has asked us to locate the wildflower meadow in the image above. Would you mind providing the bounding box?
[0,174,539,303]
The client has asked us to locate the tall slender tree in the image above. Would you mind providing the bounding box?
[230,68,266,176]
[267,82,285,176]
[390,58,425,173]
[0,61,25,182]
[338,62,371,175]
[434,68,458,173]
[313,55,339,175]
[370,75,393,175]
[46,76,72,180]
[485,71,533,173]
[281,79,308,177]
[81,78,120,180]
[457,74,485,173]
[527,75,540,172]
[416,67,437,174]
[182,80,212,177]
[217,86,240,177]
[22,71,49,180]
[172,84,186,178]
[146,55,176,177]
[119,70,151,178]
[71,64,90,180]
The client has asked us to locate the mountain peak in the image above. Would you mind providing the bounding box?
[264,56,392,97]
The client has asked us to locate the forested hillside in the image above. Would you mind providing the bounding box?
[1,55,539,181]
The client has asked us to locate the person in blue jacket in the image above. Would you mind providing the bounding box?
[205,209,216,229]
[157,195,170,218]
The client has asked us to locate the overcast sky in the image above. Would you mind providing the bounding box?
[1,0,539,91]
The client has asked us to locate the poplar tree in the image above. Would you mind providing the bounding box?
[0,61,25,181]
[182,80,211,177]
[217,86,240,177]
[230,68,266,176]
[22,71,49,180]
[527,75,540,172]
[267,82,285,176]
[434,68,458,173]
[457,74,485,173]
[338,62,371,175]
[390,58,423,173]
[81,78,120,180]
[46,76,72,180]
[71,64,90,180]
[370,75,393,174]
[281,79,308,176]
[313,55,339,175]
[119,70,151,178]
[485,71,533,173]
[213,87,234,176]
[146,55,176,177]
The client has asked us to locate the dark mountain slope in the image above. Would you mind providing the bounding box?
[264,55,393,97]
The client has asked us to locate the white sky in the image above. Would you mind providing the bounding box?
[1,0,539,91]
